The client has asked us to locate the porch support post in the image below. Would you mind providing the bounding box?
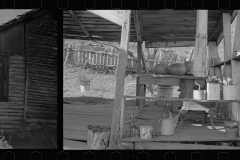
[136,42,143,106]
[193,10,208,77]
[109,10,131,149]
[222,12,234,121]
[231,10,240,136]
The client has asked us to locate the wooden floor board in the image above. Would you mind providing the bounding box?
[64,101,240,143]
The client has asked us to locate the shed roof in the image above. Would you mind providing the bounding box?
[0,9,50,31]
[63,10,237,47]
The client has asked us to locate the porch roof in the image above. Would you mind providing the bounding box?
[63,10,237,47]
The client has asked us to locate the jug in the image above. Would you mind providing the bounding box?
[158,111,180,136]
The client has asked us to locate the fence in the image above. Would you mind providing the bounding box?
[70,50,167,72]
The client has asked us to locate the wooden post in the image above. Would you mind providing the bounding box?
[97,52,100,65]
[223,13,232,78]
[233,10,240,57]
[231,11,240,136]
[232,60,240,136]
[100,52,104,65]
[104,53,107,66]
[93,52,97,64]
[83,51,86,63]
[223,12,233,119]
[136,42,144,106]
[108,54,111,66]
[109,10,131,149]
[193,10,208,77]
[208,42,222,77]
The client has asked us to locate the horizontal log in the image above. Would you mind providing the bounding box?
[29,19,57,26]
[9,56,24,60]
[27,61,57,69]
[27,47,58,56]
[27,30,57,38]
[8,97,24,102]
[9,68,25,73]
[0,109,23,113]
[28,38,57,48]
[27,109,57,115]
[27,106,57,111]
[27,102,57,108]
[0,125,21,129]
[28,32,57,41]
[28,56,57,63]
[9,86,25,91]
[27,96,58,102]
[27,89,57,97]
[0,116,23,120]
[27,99,57,106]
[28,17,57,26]
[27,24,57,33]
[28,67,57,75]
[27,91,57,98]
[26,118,57,124]
[0,101,23,106]
[8,93,25,98]
[0,121,22,125]
[0,129,19,134]
[28,73,57,81]
[27,86,57,93]
[0,113,23,116]
[9,80,25,84]
[28,77,57,85]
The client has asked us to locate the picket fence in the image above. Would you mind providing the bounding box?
[72,50,165,72]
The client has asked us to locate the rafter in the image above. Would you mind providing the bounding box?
[133,10,143,42]
[67,10,91,38]
[87,10,123,26]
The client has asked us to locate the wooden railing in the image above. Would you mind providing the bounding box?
[71,50,170,72]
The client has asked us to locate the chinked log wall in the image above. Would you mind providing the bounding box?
[26,13,57,125]
[0,55,25,133]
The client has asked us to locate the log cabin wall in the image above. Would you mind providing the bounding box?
[0,23,25,133]
[25,12,58,126]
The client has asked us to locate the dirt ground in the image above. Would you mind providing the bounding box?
[3,124,57,149]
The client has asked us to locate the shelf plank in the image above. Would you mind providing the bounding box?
[123,124,240,142]
[210,55,240,67]
[135,142,240,149]
[124,95,240,103]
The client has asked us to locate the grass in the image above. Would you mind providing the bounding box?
[64,66,138,99]
[63,66,180,103]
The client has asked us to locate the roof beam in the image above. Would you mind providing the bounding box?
[145,41,195,48]
[67,10,91,38]
[87,10,123,26]
[132,10,143,42]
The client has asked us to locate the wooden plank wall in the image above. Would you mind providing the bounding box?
[0,55,25,133]
[26,12,57,125]
[0,23,25,133]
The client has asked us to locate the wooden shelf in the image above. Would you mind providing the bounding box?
[124,95,240,103]
[211,55,240,67]
[137,74,208,80]
[122,123,240,142]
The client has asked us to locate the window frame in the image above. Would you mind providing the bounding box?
[0,54,9,102]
